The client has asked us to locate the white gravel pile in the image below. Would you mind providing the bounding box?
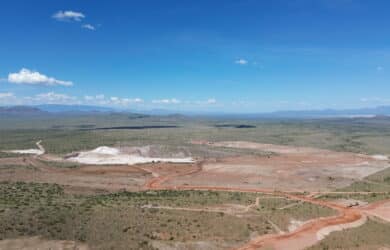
[67,146,194,165]
[371,154,389,161]
[5,149,44,155]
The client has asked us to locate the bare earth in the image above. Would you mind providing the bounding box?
[1,140,390,249]
[167,141,390,191]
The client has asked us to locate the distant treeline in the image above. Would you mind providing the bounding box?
[91,125,179,130]
[214,124,256,129]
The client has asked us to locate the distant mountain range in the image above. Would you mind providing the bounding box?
[0,106,47,116]
[0,105,114,116]
[262,106,390,118]
[1,104,390,118]
[35,104,115,113]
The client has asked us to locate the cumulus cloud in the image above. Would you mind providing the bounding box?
[33,92,76,102]
[0,92,16,105]
[0,92,14,98]
[83,94,143,106]
[206,98,217,104]
[193,98,217,105]
[84,94,107,105]
[84,95,95,101]
[152,98,181,104]
[82,24,96,30]
[235,59,248,65]
[95,94,105,100]
[109,97,144,106]
[8,68,73,86]
[360,97,390,104]
[52,10,85,22]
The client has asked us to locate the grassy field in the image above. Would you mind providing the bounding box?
[0,182,335,249]
[307,219,390,250]
[1,115,390,248]
[334,167,390,193]
[317,167,390,203]
[2,115,390,157]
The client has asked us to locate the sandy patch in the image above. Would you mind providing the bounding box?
[371,154,389,160]
[178,141,390,191]
[288,219,305,232]
[3,140,45,156]
[67,146,194,165]
[0,236,89,250]
[362,200,390,222]
[333,199,368,208]
[316,214,367,241]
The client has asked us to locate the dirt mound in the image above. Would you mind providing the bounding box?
[67,146,194,165]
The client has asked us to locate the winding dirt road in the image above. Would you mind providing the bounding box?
[142,163,389,250]
[2,140,389,249]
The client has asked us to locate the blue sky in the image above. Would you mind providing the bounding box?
[1,0,390,112]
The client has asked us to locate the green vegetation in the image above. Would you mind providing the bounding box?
[307,219,390,250]
[318,192,390,203]
[317,167,390,203]
[2,115,390,156]
[336,167,390,193]
[0,182,335,249]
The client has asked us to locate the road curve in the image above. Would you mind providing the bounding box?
[142,164,377,250]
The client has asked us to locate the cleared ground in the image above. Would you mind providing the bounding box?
[1,115,390,249]
[166,141,389,192]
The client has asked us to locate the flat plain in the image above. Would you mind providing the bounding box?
[0,114,389,249]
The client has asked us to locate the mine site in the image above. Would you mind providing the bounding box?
[0,113,390,250]
[2,1,390,249]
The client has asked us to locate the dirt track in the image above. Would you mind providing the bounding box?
[140,143,390,250]
[170,141,390,192]
[1,140,390,249]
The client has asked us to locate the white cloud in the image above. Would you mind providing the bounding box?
[235,59,248,65]
[83,94,143,106]
[84,94,105,101]
[33,92,76,102]
[377,66,384,71]
[52,10,85,22]
[84,95,94,101]
[20,92,79,105]
[0,92,14,98]
[152,98,181,104]
[109,96,144,106]
[206,98,217,104]
[95,94,105,100]
[8,68,73,86]
[82,24,96,30]
[192,98,218,105]
[0,92,17,105]
[360,97,390,104]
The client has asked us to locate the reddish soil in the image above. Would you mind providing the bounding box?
[359,200,390,223]
[1,141,389,249]
[169,141,390,191]
[144,170,358,249]
[143,163,389,250]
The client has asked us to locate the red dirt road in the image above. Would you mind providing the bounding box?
[143,164,388,250]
